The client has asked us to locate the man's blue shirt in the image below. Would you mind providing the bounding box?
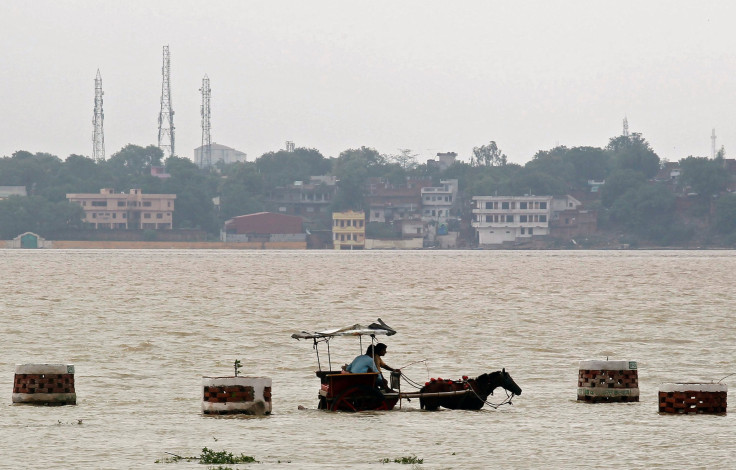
[346,354,379,373]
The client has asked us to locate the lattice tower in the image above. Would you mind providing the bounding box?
[158,45,175,158]
[93,69,105,160]
[199,75,212,168]
[285,141,295,152]
[623,117,629,137]
[712,128,717,158]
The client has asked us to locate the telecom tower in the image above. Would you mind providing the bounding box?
[93,69,105,160]
[285,141,295,152]
[623,117,630,137]
[199,75,212,168]
[712,128,717,158]
[158,45,175,158]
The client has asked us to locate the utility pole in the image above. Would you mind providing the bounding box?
[199,75,212,168]
[158,45,175,158]
[93,69,105,161]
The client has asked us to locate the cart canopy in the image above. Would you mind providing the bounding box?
[291,318,396,340]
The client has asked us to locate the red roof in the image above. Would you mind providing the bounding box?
[225,212,303,234]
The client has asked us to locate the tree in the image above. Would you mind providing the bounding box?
[256,147,330,189]
[472,141,507,167]
[609,184,676,240]
[106,144,163,178]
[606,133,660,178]
[387,149,419,170]
[714,193,736,234]
[331,147,385,210]
[218,162,264,220]
[600,169,647,208]
[678,156,729,197]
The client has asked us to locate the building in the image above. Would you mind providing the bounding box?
[472,195,585,245]
[421,179,458,223]
[332,210,365,250]
[222,212,305,243]
[364,177,430,223]
[66,188,175,230]
[194,143,247,167]
[0,186,27,200]
[426,152,457,171]
[267,176,337,221]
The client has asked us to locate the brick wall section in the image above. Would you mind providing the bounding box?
[263,387,272,402]
[658,391,727,414]
[578,369,639,403]
[203,385,255,403]
[14,373,75,394]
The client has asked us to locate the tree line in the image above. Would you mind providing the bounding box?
[1,133,736,246]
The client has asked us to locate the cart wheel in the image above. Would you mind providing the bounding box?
[330,385,385,412]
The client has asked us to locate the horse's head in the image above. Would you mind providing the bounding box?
[499,368,522,396]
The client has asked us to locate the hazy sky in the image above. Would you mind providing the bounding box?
[2,1,736,165]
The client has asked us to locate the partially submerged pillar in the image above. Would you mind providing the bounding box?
[13,364,76,405]
[202,376,272,416]
[659,383,727,414]
[577,360,639,403]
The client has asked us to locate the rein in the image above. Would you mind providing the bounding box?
[465,379,515,410]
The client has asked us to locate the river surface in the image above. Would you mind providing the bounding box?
[1,249,734,469]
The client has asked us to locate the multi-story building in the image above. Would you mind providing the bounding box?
[472,195,584,245]
[364,177,430,223]
[267,176,337,222]
[421,179,458,223]
[332,210,365,250]
[66,188,175,230]
[0,186,27,200]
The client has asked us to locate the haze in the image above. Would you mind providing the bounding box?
[2,1,734,164]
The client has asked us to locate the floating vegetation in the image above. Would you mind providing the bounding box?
[379,455,424,464]
[155,447,258,465]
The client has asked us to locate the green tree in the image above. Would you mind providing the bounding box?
[331,147,385,210]
[471,141,507,167]
[256,147,330,189]
[714,193,736,234]
[609,184,676,240]
[678,156,729,197]
[219,162,264,220]
[600,169,647,208]
[607,133,660,178]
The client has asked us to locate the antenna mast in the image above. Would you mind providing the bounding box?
[623,117,629,137]
[158,45,175,158]
[199,75,212,168]
[93,69,105,160]
[712,128,717,158]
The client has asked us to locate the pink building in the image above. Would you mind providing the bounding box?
[66,188,176,230]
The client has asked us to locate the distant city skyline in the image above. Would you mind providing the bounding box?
[2,1,736,165]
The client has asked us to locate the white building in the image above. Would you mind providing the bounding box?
[421,179,458,223]
[194,143,247,167]
[472,195,582,245]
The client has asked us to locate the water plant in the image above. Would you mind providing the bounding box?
[379,455,423,464]
[155,447,257,465]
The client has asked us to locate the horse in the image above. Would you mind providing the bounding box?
[419,368,522,411]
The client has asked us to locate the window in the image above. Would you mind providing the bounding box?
[91,201,106,207]
[520,202,527,209]
[486,215,492,222]
[112,213,117,219]
[143,201,152,207]
[167,202,171,208]
[502,202,509,209]
[144,213,151,219]
[485,202,492,209]
[416,228,421,234]
[92,213,96,218]
[156,213,163,219]
[506,215,514,222]
[123,214,126,219]
[540,202,547,209]
[540,215,547,222]
[117,201,125,207]
[529,228,534,235]
[82,201,87,206]
[374,212,379,218]
[520,215,527,223]
[510,202,516,209]
[521,227,525,234]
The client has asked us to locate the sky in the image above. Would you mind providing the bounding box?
[2,1,736,166]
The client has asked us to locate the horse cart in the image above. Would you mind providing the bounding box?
[292,319,522,412]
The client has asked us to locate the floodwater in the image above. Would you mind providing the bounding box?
[1,249,734,469]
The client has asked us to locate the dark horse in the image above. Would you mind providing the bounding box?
[419,369,522,411]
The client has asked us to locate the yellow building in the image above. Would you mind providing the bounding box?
[66,188,176,230]
[332,210,365,249]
